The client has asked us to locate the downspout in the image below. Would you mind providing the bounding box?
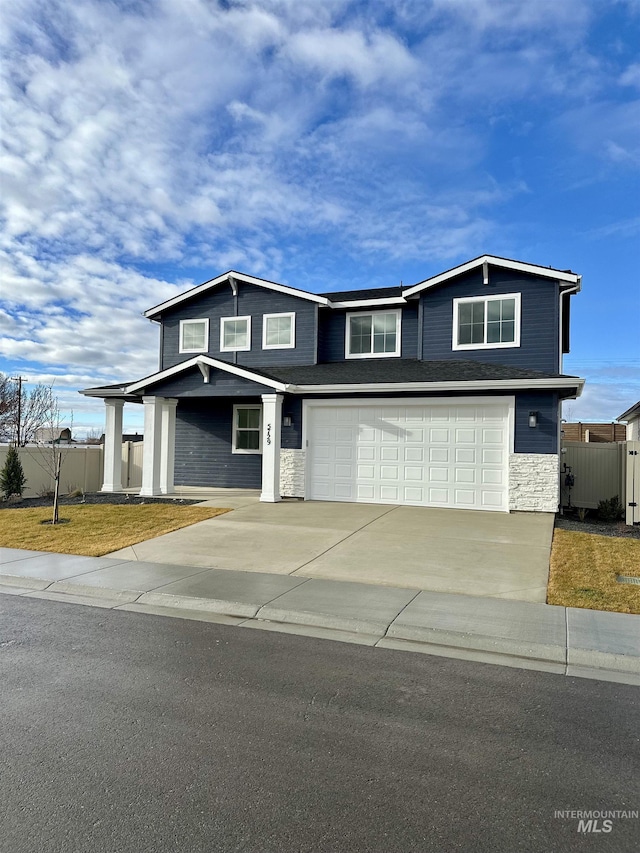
[558,278,581,373]
[557,276,581,512]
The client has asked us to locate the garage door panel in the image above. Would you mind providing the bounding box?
[307,401,509,510]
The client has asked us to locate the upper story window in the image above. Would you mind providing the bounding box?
[453,294,521,350]
[263,312,295,349]
[220,316,251,352]
[345,310,401,359]
[179,319,209,353]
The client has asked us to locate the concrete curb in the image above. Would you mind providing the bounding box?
[1,548,638,685]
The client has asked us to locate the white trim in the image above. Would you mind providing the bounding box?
[232,404,262,454]
[345,309,402,359]
[330,297,407,308]
[220,315,251,352]
[302,395,516,507]
[402,255,581,297]
[125,355,290,394]
[452,292,521,351]
[145,271,330,317]
[262,312,295,350]
[260,394,283,501]
[179,318,209,353]
[293,378,584,395]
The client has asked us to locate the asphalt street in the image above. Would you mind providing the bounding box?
[1,595,638,853]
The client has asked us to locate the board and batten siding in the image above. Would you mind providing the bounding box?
[174,399,262,489]
[159,280,317,370]
[421,269,560,373]
[317,303,419,362]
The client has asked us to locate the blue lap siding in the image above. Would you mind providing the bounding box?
[174,400,262,489]
[421,269,560,373]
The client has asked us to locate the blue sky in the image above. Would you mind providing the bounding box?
[1,0,638,436]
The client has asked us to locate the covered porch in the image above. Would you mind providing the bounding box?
[100,393,286,503]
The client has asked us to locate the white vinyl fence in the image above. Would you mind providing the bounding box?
[0,440,145,497]
[0,444,104,498]
[561,440,640,525]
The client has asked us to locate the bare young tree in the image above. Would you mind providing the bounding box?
[0,374,55,445]
[28,388,73,525]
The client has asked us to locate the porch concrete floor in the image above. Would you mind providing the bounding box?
[108,496,555,602]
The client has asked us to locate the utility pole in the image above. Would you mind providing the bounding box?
[10,376,22,446]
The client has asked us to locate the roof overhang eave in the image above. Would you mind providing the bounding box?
[289,377,585,397]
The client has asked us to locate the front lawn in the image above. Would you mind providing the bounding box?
[548,528,640,614]
[0,504,230,557]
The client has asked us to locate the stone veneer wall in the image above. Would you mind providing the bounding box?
[509,453,559,512]
[280,449,306,498]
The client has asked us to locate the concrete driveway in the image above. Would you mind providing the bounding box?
[109,492,555,603]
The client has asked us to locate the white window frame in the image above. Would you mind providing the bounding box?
[220,315,251,352]
[179,319,209,353]
[452,293,521,351]
[345,309,401,359]
[262,312,296,350]
[232,404,262,454]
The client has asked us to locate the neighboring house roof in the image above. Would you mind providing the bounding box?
[110,355,583,398]
[143,255,582,319]
[618,401,640,422]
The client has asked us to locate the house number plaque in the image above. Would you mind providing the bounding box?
[266,424,272,445]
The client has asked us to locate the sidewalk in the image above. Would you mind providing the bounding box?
[1,547,638,685]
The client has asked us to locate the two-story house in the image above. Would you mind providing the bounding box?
[82,255,584,513]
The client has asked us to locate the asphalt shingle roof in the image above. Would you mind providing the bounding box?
[319,286,404,301]
[253,359,576,385]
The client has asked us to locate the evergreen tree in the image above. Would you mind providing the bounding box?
[0,446,26,499]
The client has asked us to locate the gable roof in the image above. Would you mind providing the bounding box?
[143,255,582,319]
[402,255,581,298]
[145,271,330,319]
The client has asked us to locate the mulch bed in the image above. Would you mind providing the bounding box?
[0,493,202,510]
[555,512,640,540]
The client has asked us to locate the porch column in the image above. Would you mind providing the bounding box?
[140,396,164,496]
[260,393,283,503]
[160,398,178,495]
[101,399,124,492]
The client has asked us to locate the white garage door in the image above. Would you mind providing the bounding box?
[306,400,510,511]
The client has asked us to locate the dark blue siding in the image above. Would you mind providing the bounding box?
[318,305,418,362]
[281,396,303,449]
[174,399,262,489]
[421,269,560,373]
[160,280,316,369]
[145,366,272,398]
[514,392,558,454]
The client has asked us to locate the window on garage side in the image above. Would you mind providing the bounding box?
[179,319,209,353]
[453,294,520,349]
[346,310,401,358]
[232,405,261,453]
[263,312,295,349]
[221,316,251,352]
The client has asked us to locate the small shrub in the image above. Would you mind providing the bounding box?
[577,507,588,522]
[67,487,84,498]
[0,446,27,499]
[597,495,624,522]
[38,487,55,500]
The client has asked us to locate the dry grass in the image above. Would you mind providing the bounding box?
[548,528,640,614]
[0,504,230,557]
